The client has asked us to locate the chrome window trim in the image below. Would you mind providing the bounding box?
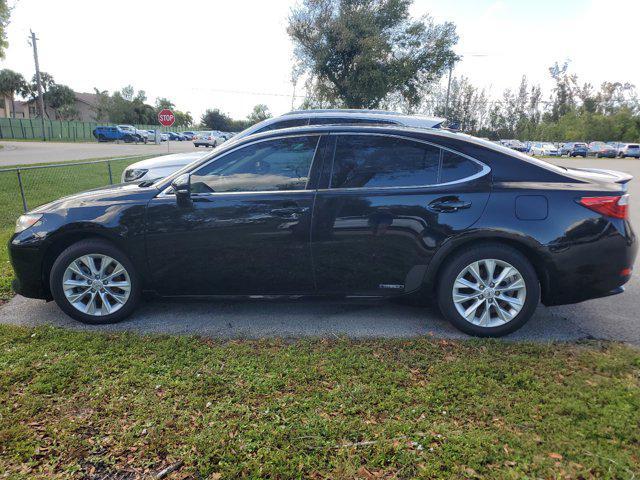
[157,133,323,198]
[325,132,491,190]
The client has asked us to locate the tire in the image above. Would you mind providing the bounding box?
[49,239,141,325]
[437,243,540,337]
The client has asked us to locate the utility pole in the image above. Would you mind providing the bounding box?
[444,63,453,120]
[29,30,47,141]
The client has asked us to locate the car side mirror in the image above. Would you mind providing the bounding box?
[171,173,192,207]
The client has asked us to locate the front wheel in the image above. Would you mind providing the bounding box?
[50,239,141,324]
[437,243,540,337]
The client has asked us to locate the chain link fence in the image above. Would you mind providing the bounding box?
[0,118,196,142]
[0,157,143,233]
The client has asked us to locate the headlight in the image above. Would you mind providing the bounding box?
[15,214,43,233]
[123,168,148,182]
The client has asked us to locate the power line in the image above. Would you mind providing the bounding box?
[191,87,306,99]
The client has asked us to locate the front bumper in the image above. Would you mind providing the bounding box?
[9,240,49,299]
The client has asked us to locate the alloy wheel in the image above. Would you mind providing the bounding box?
[62,254,131,316]
[452,258,527,327]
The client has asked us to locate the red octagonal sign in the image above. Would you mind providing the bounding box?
[158,109,175,127]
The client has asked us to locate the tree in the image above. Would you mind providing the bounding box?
[21,72,56,101]
[201,108,233,131]
[288,0,458,109]
[246,104,271,125]
[45,84,76,119]
[0,0,10,59]
[174,110,193,127]
[0,69,26,118]
[155,97,175,110]
[548,61,577,121]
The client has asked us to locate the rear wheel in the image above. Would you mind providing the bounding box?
[50,239,141,324]
[437,244,540,337]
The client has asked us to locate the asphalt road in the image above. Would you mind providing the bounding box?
[1,157,639,344]
[0,140,200,166]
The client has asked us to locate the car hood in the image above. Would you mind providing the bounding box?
[31,182,158,214]
[126,152,207,171]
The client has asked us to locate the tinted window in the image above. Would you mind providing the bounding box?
[191,136,319,193]
[310,117,397,126]
[440,150,482,183]
[254,118,309,134]
[331,135,440,188]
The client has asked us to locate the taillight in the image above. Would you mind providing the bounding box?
[578,195,629,219]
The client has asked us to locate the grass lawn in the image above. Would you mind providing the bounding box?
[0,156,147,302]
[0,326,638,478]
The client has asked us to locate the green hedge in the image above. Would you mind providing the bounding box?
[0,118,195,142]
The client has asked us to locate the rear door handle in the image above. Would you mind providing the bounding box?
[427,197,472,213]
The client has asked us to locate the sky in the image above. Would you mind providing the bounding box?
[1,0,638,122]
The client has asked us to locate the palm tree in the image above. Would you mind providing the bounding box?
[0,69,26,118]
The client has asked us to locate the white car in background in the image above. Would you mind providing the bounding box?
[194,131,227,147]
[529,142,560,156]
[121,152,207,183]
[147,130,169,142]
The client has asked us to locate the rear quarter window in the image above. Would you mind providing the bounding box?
[440,150,482,183]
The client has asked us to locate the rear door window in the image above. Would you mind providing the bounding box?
[330,135,482,189]
[330,135,440,188]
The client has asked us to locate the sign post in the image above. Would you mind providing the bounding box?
[158,109,175,153]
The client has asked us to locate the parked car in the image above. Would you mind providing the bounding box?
[147,130,168,142]
[181,131,197,141]
[166,132,186,141]
[560,142,588,157]
[499,139,527,152]
[121,152,207,183]
[235,109,444,142]
[10,124,636,337]
[529,142,560,156]
[588,142,617,158]
[607,142,626,156]
[93,126,138,143]
[618,143,640,158]
[118,125,148,143]
[193,131,226,147]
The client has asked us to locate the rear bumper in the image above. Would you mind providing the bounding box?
[542,220,637,306]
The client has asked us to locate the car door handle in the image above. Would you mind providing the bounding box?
[427,197,472,213]
[270,205,309,219]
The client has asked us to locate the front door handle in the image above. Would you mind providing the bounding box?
[270,204,309,219]
[427,197,472,213]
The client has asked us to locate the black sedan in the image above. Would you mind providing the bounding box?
[9,125,637,337]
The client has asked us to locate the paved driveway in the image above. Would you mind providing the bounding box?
[0,140,200,166]
[1,157,639,344]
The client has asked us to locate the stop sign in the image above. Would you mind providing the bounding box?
[158,109,175,127]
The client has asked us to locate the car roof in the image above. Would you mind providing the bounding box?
[284,108,404,116]
[238,110,445,138]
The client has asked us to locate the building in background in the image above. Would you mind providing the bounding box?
[0,91,99,121]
